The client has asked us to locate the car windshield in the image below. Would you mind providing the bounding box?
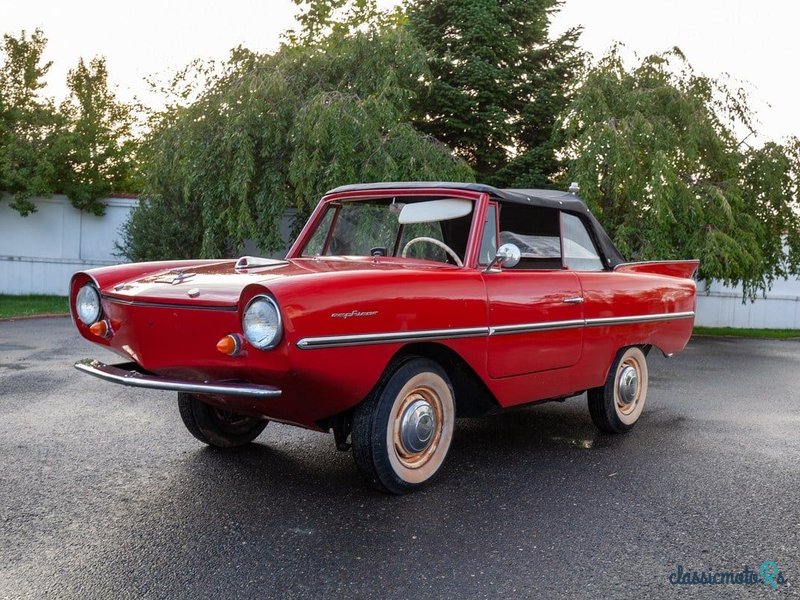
[300,197,475,266]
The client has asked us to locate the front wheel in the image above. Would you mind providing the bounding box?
[588,346,649,433]
[178,392,268,447]
[351,357,455,494]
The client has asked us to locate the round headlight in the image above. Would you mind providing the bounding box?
[243,296,282,350]
[76,284,101,325]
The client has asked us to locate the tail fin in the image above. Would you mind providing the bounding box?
[614,260,699,279]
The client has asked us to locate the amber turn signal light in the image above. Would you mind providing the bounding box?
[89,320,110,338]
[216,334,241,356]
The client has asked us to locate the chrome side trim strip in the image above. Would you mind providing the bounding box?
[74,359,282,398]
[102,295,238,312]
[585,311,695,327]
[296,326,490,349]
[296,311,696,349]
[490,319,586,336]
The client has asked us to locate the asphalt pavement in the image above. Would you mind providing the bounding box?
[1,317,798,599]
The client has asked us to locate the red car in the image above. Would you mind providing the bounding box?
[71,182,698,493]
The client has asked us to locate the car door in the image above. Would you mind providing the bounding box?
[481,203,584,379]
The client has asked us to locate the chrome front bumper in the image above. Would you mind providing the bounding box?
[74,359,282,399]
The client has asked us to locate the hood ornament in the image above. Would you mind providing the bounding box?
[156,269,197,285]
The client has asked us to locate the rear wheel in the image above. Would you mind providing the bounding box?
[588,346,649,433]
[177,392,268,447]
[352,357,455,494]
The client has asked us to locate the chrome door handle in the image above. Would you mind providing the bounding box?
[563,296,584,304]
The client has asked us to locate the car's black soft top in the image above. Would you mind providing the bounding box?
[326,182,626,267]
[328,181,588,209]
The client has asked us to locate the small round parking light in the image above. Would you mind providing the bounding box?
[89,320,110,338]
[216,334,242,356]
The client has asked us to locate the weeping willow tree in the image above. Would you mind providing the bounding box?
[119,20,473,261]
[559,47,800,299]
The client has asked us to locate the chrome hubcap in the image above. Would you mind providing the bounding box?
[399,399,437,454]
[618,365,639,405]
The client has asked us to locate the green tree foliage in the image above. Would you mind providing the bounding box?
[119,24,472,261]
[285,0,401,46]
[0,29,62,215]
[0,29,139,216]
[57,57,140,215]
[559,47,800,298]
[405,0,581,187]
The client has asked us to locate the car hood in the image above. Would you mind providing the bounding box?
[101,257,457,307]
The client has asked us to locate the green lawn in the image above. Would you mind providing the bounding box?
[0,295,69,319]
[693,326,800,340]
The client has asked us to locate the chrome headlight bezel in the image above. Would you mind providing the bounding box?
[242,295,283,350]
[75,284,102,325]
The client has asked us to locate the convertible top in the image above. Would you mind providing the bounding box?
[326,182,626,267]
[327,181,586,209]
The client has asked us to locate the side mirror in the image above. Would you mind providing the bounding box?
[484,243,520,272]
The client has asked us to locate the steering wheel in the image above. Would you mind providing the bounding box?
[401,237,463,267]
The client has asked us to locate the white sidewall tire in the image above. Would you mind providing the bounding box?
[588,346,649,434]
[613,347,648,426]
[351,357,456,494]
[385,371,455,485]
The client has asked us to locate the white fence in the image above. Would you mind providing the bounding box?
[695,278,800,329]
[0,194,137,296]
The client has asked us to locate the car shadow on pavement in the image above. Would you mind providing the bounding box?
[176,397,624,496]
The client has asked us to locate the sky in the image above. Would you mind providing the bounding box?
[1,0,798,144]
[550,0,800,145]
